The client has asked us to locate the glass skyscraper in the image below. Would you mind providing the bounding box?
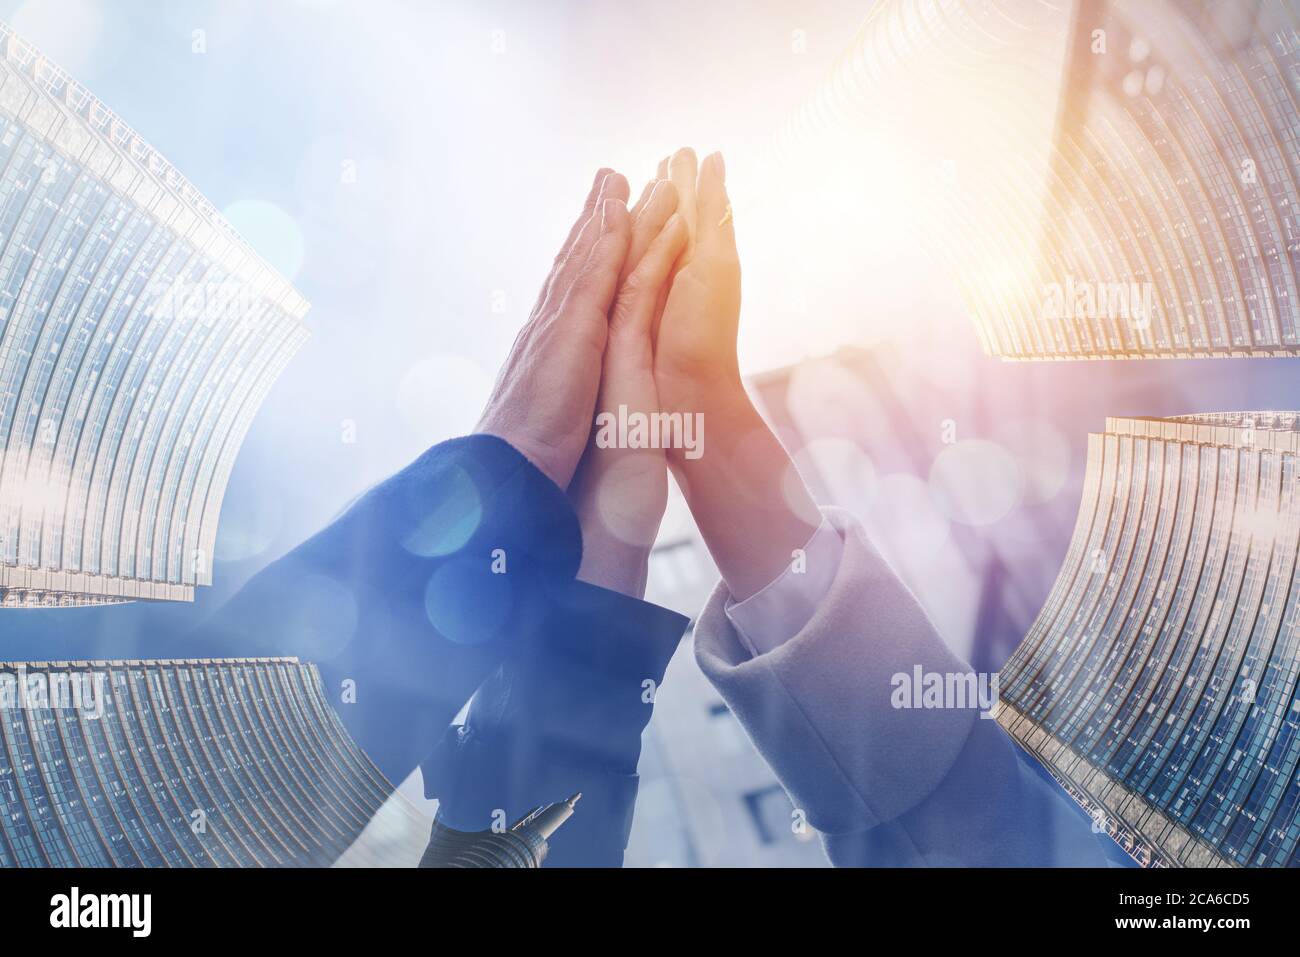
[0,657,400,867]
[0,22,308,607]
[998,413,1300,867]
[989,0,1300,359]
[770,0,1300,361]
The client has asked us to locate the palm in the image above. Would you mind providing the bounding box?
[655,260,740,412]
[651,147,741,423]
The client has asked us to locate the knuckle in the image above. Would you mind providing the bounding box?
[583,242,619,278]
[571,260,598,292]
[620,270,647,298]
[552,243,578,270]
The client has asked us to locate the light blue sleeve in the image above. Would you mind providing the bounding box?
[724,517,844,657]
[696,507,1112,867]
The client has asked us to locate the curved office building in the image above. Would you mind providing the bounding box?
[983,0,1300,359]
[769,0,1300,360]
[0,23,308,607]
[997,413,1300,867]
[0,657,400,867]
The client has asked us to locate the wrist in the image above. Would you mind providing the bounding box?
[475,424,569,490]
[663,380,759,469]
[658,366,745,414]
[577,534,651,598]
[664,388,821,601]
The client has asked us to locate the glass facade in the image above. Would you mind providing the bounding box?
[0,23,308,607]
[984,0,1300,359]
[998,413,1300,867]
[770,0,1299,362]
[0,657,395,867]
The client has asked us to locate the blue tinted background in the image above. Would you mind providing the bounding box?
[0,0,1295,671]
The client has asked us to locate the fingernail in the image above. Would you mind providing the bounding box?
[600,197,623,231]
[706,151,725,180]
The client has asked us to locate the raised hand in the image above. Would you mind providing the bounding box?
[476,169,633,489]
[651,148,821,602]
[653,148,743,421]
[569,177,688,596]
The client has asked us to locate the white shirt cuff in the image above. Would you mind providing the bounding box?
[723,516,844,658]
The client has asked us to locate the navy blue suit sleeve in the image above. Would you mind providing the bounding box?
[422,581,688,867]
[185,434,583,787]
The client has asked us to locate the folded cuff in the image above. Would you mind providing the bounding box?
[724,516,845,657]
[694,506,978,833]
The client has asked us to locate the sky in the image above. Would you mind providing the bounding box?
[0,0,1298,667]
[0,0,891,656]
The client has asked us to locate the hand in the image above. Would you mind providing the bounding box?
[652,148,744,423]
[650,148,822,602]
[569,178,688,596]
[476,169,633,489]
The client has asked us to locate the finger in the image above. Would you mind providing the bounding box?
[629,176,657,219]
[622,179,678,282]
[623,176,662,276]
[532,169,617,317]
[560,167,614,262]
[696,151,735,260]
[668,147,698,251]
[649,282,671,351]
[544,172,629,314]
[563,198,633,323]
[567,172,628,267]
[612,213,688,337]
[656,155,671,179]
[602,172,631,206]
